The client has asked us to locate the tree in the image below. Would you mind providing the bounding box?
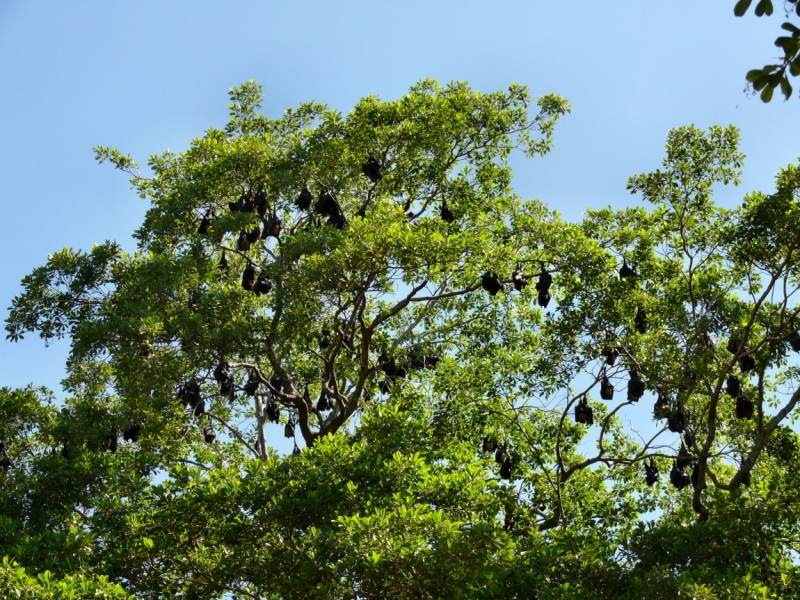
[2,80,800,598]
[0,556,130,599]
[735,0,800,101]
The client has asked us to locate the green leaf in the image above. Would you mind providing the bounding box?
[790,57,800,76]
[752,75,770,91]
[754,0,774,15]
[781,21,800,34]
[760,84,775,101]
[768,72,783,86]
[780,76,793,99]
[734,0,753,16]
[746,68,765,82]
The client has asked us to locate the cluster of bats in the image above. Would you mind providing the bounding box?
[197,154,465,297]
[5,157,787,537]
[57,158,786,500]
[101,423,142,454]
[476,260,787,493]
[173,154,482,449]
[174,338,443,443]
[480,264,553,308]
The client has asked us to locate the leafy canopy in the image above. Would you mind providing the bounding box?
[2,80,800,598]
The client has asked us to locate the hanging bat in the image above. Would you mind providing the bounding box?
[512,263,527,291]
[619,261,635,280]
[104,428,118,453]
[242,263,256,290]
[253,275,273,296]
[262,215,281,239]
[203,421,216,444]
[440,199,454,223]
[480,272,503,296]
[123,423,141,443]
[198,209,213,235]
[254,188,269,218]
[246,226,261,244]
[295,185,313,211]
[362,154,383,183]
[238,231,251,252]
[315,190,338,217]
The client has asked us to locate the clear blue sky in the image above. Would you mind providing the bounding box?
[1,0,797,397]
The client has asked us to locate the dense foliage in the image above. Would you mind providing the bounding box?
[2,80,800,598]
